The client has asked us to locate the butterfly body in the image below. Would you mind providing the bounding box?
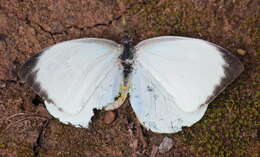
[119,35,135,81]
[105,37,134,110]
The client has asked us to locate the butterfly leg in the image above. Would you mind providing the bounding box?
[104,81,130,111]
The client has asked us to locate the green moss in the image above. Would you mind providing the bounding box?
[121,1,259,156]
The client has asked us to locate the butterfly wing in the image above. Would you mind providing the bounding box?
[130,62,209,133]
[19,38,123,127]
[130,36,243,133]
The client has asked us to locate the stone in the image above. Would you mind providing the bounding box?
[158,137,174,153]
[103,111,116,124]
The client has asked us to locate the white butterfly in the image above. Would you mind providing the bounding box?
[19,36,243,133]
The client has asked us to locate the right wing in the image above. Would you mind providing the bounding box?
[19,38,123,128]
[129,36,243,133]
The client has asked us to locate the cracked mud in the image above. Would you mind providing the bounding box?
[0,0,259,157]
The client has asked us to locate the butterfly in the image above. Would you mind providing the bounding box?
[19,35,244,133]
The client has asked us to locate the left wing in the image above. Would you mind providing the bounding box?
[19,38,124,127]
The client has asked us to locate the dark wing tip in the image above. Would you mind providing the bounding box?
[18,51,44,81]
[205,44,244,104]
[18,49,55,104]
[217,46,244,78]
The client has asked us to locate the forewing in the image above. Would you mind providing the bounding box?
[130,36,243,133]
[19,38,123,127]
[134,36,243,112]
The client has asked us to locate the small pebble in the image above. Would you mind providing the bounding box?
[103,111,116,124]
[237,49,247,56]
[158,137,174,153]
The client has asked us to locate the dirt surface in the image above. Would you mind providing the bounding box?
[0,0,259,157]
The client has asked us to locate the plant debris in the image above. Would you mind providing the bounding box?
[237,49,247,56]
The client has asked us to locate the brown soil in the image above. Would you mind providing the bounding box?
[0,0,259,157]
